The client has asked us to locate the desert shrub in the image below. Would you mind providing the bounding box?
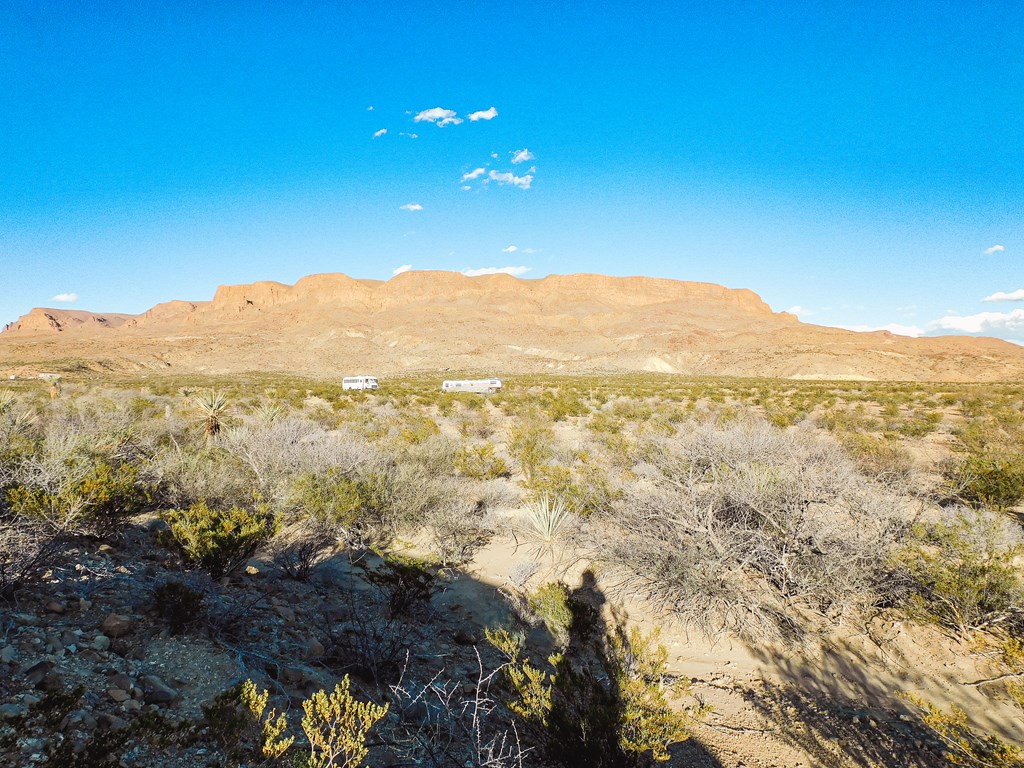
[891,508,1024,636]
[840,432,914,483]
[162,499,279,578]
[507,421,554,483]
[942,451,1024,511]
[427,500,494,567]
[234,677,388,768]
[5,460,151,537]
[268,517,340,580]
[399,415,441,445]
[524,456,619,518]
[453,443,509,479]
[293,468,390,534]
[599,422,906,639]
[149,443,252,509]
[900,693,1022,767]
[153,579,206,634]
[488,616,705,767]
[0,512,61,596]
[359,553,438,618]
[528,582,573,641]
[302,677,389,768]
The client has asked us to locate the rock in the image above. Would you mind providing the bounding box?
[91,634,111,652]
[96,713,126,731]
[453,629,478,645]
[79,598,92,611]
[302,638,325,660]
[140,674,178,704]
[45,600,67,614]
[22,660,54,687]
[0,645,18,664]
[107,688,130,703]
[122,699,142,714]
[245,565,260,575]
[108,673,132,691]
[0,702,28,721]
[101,614,133,638]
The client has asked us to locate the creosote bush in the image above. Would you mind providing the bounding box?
[891,507,1024,637]
[162,499,279,578]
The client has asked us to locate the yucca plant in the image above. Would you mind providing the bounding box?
[524,494,570,561]
[194,389,229,438]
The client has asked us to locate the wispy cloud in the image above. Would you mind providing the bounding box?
[461,167,486,182]
[931,309,1024,335]
[392,264,412,275]
[51,293,78,303]
[837,323,924,337]
[463,266,531,277]
[372,128,387,138]
[400,203,423,211]
[511,148,535,164]
[367,106,374,111]
[399,132,418,139]
[488,170,533,189]
[982,288,1024,302]
[984,244,1006,255]
[413,107,462,126]
[502,245,519,253]
[467,106,498,121]
[785,305,813,317]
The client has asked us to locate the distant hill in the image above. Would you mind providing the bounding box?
[3,271,1023,381]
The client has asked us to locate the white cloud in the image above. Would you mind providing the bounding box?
[930,309,1024,335]
[461,167,486,181]
[460,185,471,191]
[367,106,374,111]
[511,148,535,164]
[399,132,419,139]
[982,288,1024,302]
[462,266,531,277]
[51,293,78,303]
[373,128,387,138]
[837,323,924,337]
[984,244,1006,255]
[400,203,423,211]
[490,152,499,159]
[413,107,462,126]
[785,305,813,317]
[488,170,533,189]
[502,245,518,253]
[467,106,498,121]
[392,264,412,275]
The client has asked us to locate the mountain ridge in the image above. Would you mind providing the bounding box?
[2,271,1022,381]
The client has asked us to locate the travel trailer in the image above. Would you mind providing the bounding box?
[441,379,502,394]
[342,376,379,391]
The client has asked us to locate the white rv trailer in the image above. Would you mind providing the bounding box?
[342,375,379,391]
[441,378,502,394]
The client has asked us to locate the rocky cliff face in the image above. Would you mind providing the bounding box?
[2,271,1022,381]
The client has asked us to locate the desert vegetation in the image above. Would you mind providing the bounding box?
[1,373,1023,766]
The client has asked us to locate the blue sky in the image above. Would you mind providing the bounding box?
[1,1,1022,342]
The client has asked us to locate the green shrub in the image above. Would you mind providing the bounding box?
[5,461,150,537]
[529,582,573,641]
[292,469,390,530]
[488,620,706,766]
[162,500,278,578]
[453,442,509,479]
[891,509,1024,637]
[943,452,1024,511]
